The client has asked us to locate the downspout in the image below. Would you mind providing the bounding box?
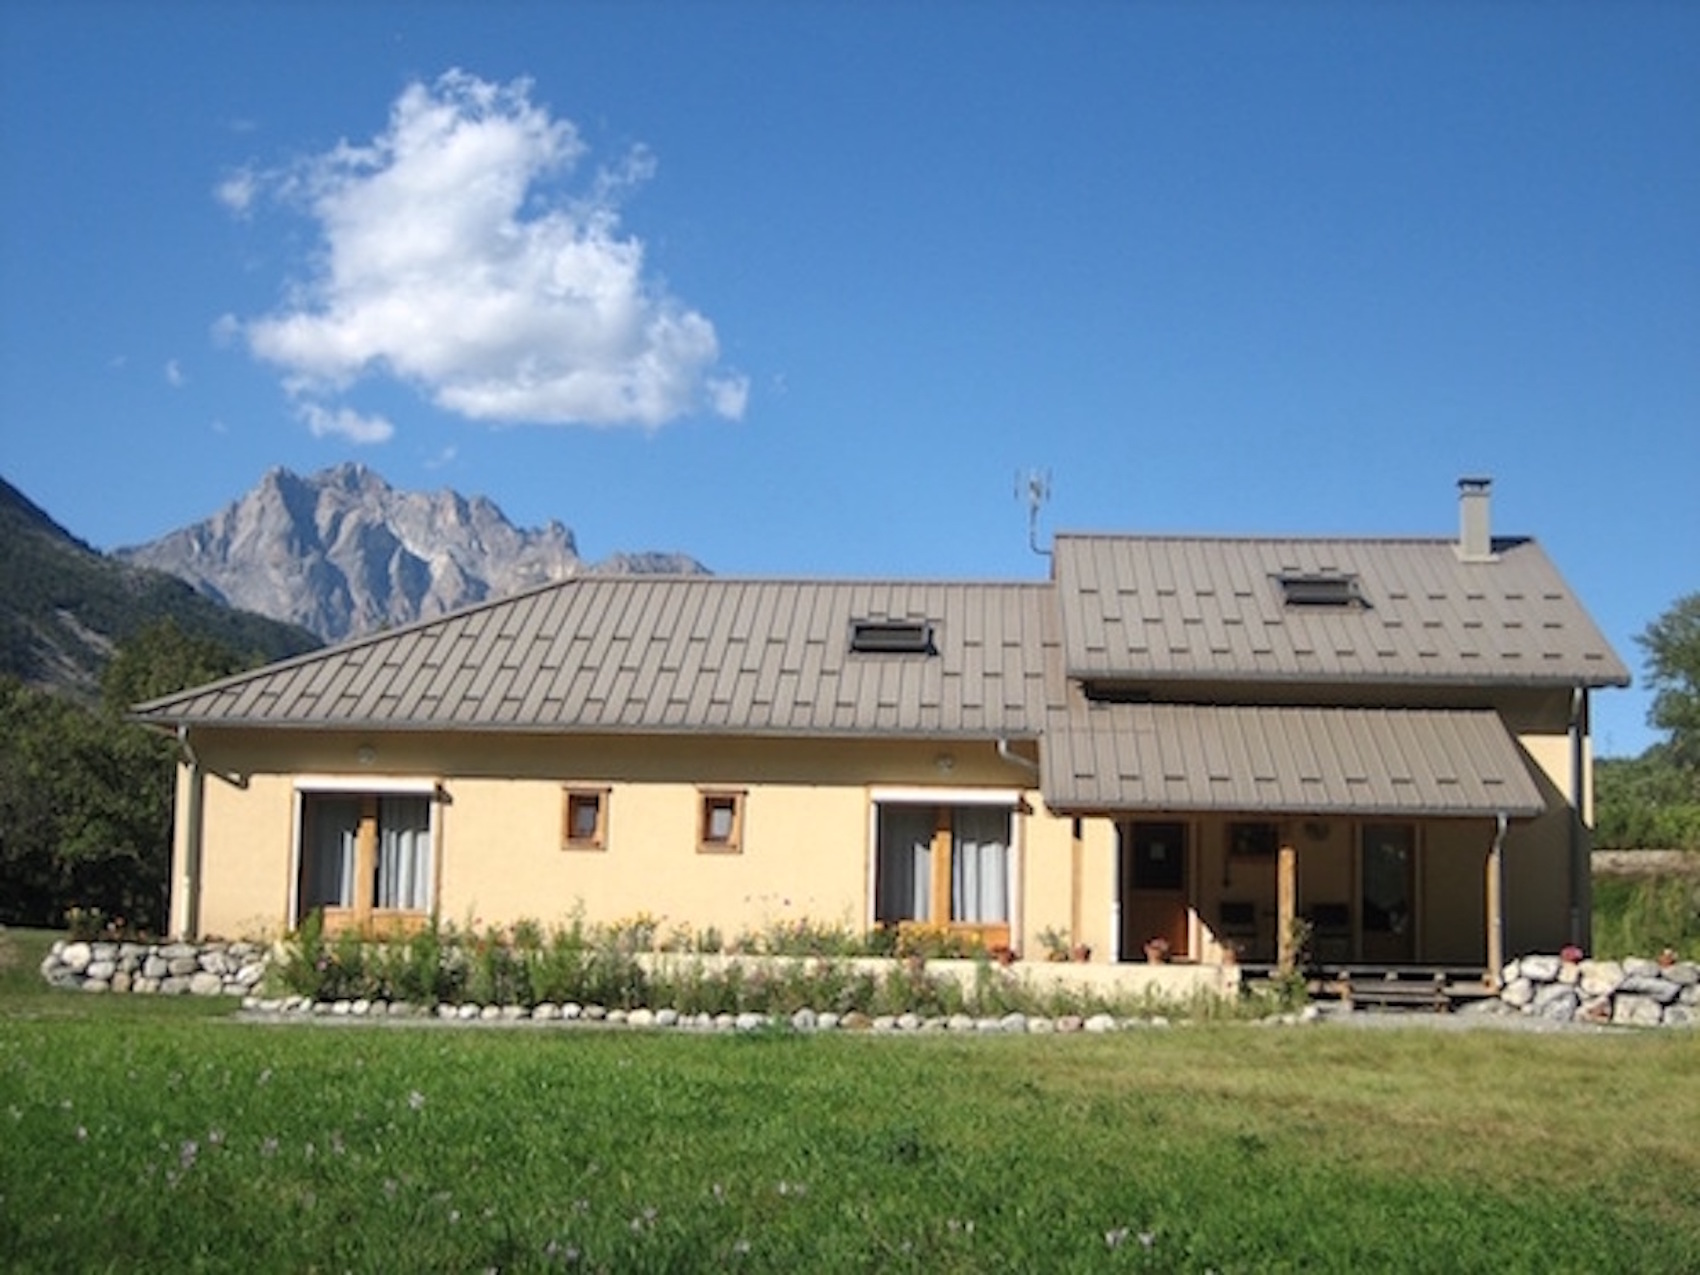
[997,739,1042,956]
[1569,686,1588,949]
[176,724,205,941]
[997,737,1040,776]
[1486,811,1508,987]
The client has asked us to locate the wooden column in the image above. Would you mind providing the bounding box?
[930,810,953,926]
[1276,835,1298,974]
[354,795,378,931]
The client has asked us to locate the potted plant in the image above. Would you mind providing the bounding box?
[1143,936,1171,965]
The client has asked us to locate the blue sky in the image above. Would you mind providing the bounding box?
[2,2,1695,756]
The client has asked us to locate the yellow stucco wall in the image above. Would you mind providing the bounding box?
[173,729,1080,951]
[172,718,1590,966]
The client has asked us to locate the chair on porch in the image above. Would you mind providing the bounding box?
[1305,902,1352,966]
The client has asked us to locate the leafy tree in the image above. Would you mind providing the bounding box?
[1639,592,1700,771]
[0,622,253,932]
[101,616,247,714]
[1595,751,1700,851]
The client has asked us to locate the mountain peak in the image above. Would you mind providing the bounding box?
[115,466,707,642]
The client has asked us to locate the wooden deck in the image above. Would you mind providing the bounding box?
[1242,963,1497,1013]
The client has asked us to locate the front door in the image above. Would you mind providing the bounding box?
[1119,821,1189,960]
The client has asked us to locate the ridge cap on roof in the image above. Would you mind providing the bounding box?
[1052,530,1536,548]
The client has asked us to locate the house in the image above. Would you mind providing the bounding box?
[135,479,1629,972]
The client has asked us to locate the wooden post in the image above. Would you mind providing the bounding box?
[354,795,378,932]
[930,810,953,927]
[1276,835,1298,974]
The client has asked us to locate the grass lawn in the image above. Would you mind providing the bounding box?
[2,927,1698,1273]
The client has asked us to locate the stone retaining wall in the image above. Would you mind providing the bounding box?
[1485,953,1698,1027]
[39,938,269,996]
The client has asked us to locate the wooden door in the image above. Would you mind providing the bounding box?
[1120,821,1189,960]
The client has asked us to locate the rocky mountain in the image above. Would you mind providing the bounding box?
[0,475,321,701]
[114,463,707,642]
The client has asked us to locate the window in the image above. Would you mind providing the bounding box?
[849,619,935,654]
[297,789,434,931]
[1276,573,1366,609]
[698,790,745,853]
[1227,821,1278,858]
[873,801,1013,940]
[562,787,609,850]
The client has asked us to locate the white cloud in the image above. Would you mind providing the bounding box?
[228,70,747,429]
[298,402,395,445]
[165,359,186,388]
[215,168,258,216]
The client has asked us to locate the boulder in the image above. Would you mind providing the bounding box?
[1532,984,1579,1022]
[1579,960,1624,997]
[1519,954,1561,983]
[61,942,93,974]
[1611,995,1666,1027]
[1619,976,1680,1005]
[1501,977,1536,1008]
[1661,962,1698,987]
[188,972,224,996]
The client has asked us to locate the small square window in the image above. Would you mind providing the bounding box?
[699,790,745,853]
[1228,821,1278,858]
[562,788,609,850]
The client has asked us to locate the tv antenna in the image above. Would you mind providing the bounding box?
[1016,468,1052,558]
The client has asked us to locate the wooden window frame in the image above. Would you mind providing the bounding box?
[698,789,746,854]
[868,790,1020,952]
[562,786,610,851]
[290,778,439,937]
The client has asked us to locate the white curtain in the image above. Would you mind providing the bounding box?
[376,796,432,911]
[876,806,935,924]
[951,806,1010,923]
[302,796,359,910]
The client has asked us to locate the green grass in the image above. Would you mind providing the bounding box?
[4,927,1699,1273]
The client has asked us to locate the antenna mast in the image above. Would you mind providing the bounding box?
[1016,468,1052,558]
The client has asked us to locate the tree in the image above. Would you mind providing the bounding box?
[0,622,253,932]
[101,616,248,715]
[1639,593,1700,772]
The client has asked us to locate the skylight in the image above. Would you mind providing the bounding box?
[849,619,935,654]
[1276,573,1366,609]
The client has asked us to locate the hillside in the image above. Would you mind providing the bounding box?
[0,475,321,701]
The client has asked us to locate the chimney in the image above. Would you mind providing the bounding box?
[1457,476,1494,561]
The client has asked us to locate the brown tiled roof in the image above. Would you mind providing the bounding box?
[1041,701,1545,817]
[1053,535,1630,689]
[134,576,1060,737]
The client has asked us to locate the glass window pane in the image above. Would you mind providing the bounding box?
[951,806,1011,923]
[875,805,935,924]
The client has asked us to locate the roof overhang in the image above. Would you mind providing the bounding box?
[1041,702,1546,818]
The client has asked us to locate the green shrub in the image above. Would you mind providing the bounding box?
[1593,870,1700,960]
